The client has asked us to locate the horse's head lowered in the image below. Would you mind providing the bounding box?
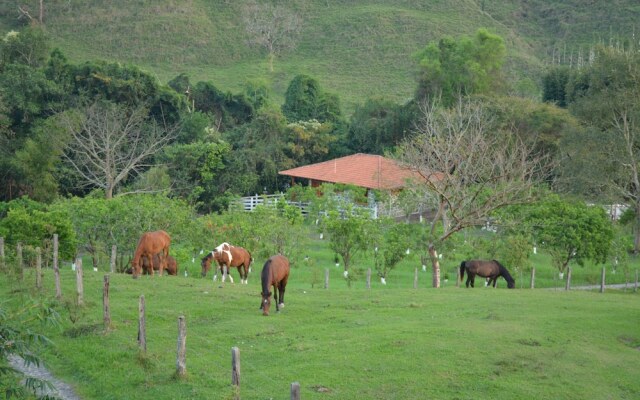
[260,290,272,316]
[201,252,213,277]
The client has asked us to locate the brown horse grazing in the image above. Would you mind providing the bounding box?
[460,260,515,289]
[131,230,171,278]
[201,242,252,284]
[260,255,290,316]
[142,254,178,276]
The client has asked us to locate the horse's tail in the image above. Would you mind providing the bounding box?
[459,261,466,281]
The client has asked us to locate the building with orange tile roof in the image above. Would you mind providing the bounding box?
[279,153,424,191]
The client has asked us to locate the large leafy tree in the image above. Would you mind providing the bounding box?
[0,27,49,69]
[160,140,238,213]
[347,97,416,154]
[284,119,335,166]
[414,28,506,106]
[525,195,613,274]
[0,197,76,261]
[191,80,254,132]
[225,108,293,193]
[281,74,343,124]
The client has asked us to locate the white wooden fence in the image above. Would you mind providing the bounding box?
[232,193,424,220]
[232,194,310,216]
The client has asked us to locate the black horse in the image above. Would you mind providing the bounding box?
[460,260,515,289]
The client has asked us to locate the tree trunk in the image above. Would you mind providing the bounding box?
[428,243,441,288]
[268,52,275,72]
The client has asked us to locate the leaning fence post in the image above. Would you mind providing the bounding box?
[53,234,61,299]
[291,382,301,400]
[565,267,572,291]
[176,316,187,377]
[103,275,111,329]
[413,268,418,289]
[600,267,606,293]
[138,295,146,352]
[35,247,42,290]
[530,267,535,289]
[231,346,241,393]
[110,245,117,274]
[324,269,329,289]
[76,258,84,306]
[366,268,371,289]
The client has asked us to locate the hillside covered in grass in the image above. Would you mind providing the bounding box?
[1,0,639,113]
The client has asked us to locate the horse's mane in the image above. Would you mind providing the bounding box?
[493,260,515,283]
[201,252,213,263]
[261,258,273,296]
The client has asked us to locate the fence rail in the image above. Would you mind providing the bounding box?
[233,193,424,220]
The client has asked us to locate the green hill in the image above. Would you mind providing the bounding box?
[1,0,638,113]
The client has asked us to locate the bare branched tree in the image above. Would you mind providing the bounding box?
[59,101,177,199]
[242,1,302,72]
[396,98,550,287]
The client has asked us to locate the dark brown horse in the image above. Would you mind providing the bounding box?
[131,230,171,278]
[142,254,178,276]
[260,255,290,316]
[460,260,515,289]
[200,242,252,284]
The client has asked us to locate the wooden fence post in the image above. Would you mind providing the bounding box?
[291,382,300,400]
[138,295,146,352]
[600,267,606,293]
[324,269,329,289]
[530,267,535,289]
[635,269,638,293]
[103,275,111,329]
[413,268,418,289]
[76,258,84,306]
[35,247,42,289]
[53,234,61,299]
[17,242,23,280]
[565,267,571,291]
[231,346,240,390]
[0,237,5,270]
[366,268,371,289]
[110,245,117,274]
[456,265,460,288]
[176,316,187,377]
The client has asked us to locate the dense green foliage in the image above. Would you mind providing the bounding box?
[524,195,614,273]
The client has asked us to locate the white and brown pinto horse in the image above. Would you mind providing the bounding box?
[201,242,252,284]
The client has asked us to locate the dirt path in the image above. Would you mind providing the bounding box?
[8,355,82,400]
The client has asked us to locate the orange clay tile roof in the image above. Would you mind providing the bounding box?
[279,153,425,190]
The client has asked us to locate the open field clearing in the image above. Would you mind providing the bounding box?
[2,265,639,399]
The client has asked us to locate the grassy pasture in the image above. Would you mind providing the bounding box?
[2,251,639,399]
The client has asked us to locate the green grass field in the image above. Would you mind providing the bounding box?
[2,245,639,399]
